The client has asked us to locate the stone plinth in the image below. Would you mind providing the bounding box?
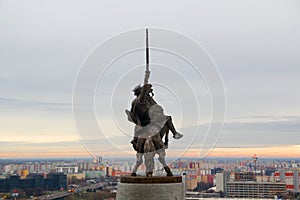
[116,176,184,200]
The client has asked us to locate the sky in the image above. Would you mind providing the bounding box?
[0,0,300,159]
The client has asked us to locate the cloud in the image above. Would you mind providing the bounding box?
[174,115,300,151]
[0,97,71,112]
[0,140,84,155]
[225,115,300,132]
[217,115,300,148]
[1,0,300,158]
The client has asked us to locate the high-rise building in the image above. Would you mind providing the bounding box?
[0,173,67,192]
[46,173,67,190]
[56,165,78,174]
[226,181,286,198]
[216,172,230,194]
[234,172,256,181]
[275,169,300,193]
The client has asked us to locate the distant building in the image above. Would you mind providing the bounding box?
[227,181,286,198]
[256,175,276,182]
[67,173,85,183]
[111,171,131,177]
[186,174,198,191]
[216,172,230,194]
[78,161,92,172]
[211,167,223,175]
[216,171,287,198]
[107,166,113,176]
[275,169,300,193]
[93,156,103,164]
[84,170,106,178]
[0,173,67,192]
[199,174,214,184]
[56,165,78,174]
[265,167,276,176]
[20,169,29,179]
[46,173,67,190]
[234,172,255,181]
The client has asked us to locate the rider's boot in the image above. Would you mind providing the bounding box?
[164,166,173,176]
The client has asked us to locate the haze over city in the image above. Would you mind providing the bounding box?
[1,0,300,159]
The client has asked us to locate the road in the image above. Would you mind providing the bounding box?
[27,183,104,200]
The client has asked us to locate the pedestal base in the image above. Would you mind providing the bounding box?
[116,176,184,200]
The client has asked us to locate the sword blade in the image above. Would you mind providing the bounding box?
[144,28,150,85]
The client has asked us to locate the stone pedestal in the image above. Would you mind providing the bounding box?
[116,176,184,200]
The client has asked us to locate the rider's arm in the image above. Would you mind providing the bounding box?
[138,84,151,103]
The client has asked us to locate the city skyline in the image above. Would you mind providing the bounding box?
[1,0,300,159]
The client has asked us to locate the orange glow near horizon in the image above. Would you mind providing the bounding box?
[1,145,299,159]
[176,145,300,158]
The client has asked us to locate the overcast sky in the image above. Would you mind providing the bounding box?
[0,0,300,158]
